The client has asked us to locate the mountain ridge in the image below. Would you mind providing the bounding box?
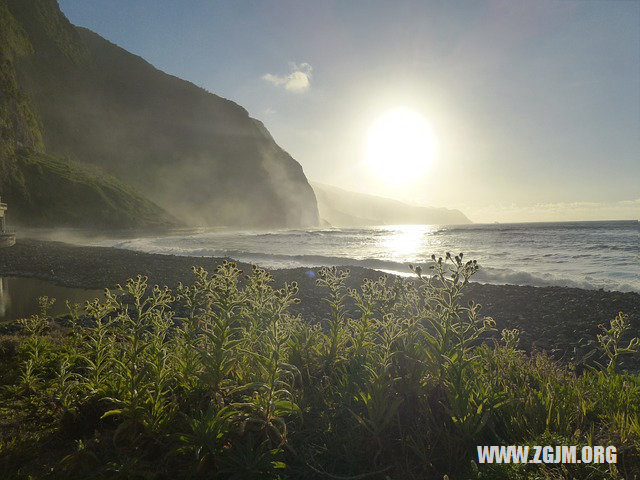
[1,1,174,229]
[312,182,472,226]
[1,0,319,229]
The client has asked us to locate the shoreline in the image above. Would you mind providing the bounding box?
[1,238,639,369]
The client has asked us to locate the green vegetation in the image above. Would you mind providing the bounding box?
[5,0,88,64]
[0,1,175,230]
[0,0,44,178]
[1,256,638,479]
[1,0,318,229]
[1,150,176,229]
[2,0,319,229]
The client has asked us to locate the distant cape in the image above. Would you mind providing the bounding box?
[311,182,471,226]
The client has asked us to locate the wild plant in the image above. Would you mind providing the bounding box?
[316,266,350,364]
[78,298,116,397]
[216,435,286,480]
[177,405,236,470]
[54,354,80,411]
[191,263,244,397]
[15,296,55,404]
[412,254,502,459]
[172,270,213,393]
[64,300,83,351]
[415,253,495,373]
[350,353,403,466]
[234,267,302,448]
[3,254,639,480]
[500,328,521,351]
[143,312,178,433]
[18,296,54,367]
[596,311,639,373]
[284,315,323,387]
[351,308,405,457]
[347,280,378,362]
[99,276,176,438]
[16,358,43,395]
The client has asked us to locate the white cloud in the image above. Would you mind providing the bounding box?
[262,62,312,93]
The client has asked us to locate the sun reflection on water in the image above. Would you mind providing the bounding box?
[378,225,436,261]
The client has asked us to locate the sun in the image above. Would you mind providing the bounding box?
[366,108,436,184]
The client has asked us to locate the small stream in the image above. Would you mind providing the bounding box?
[0,277,102,322]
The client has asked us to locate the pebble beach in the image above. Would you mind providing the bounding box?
[1,238,638,369]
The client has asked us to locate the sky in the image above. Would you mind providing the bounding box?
[58,0,639,223]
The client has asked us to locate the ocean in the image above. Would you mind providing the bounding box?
[102,220,639,293]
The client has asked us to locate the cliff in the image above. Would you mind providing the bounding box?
[1,0,319,229]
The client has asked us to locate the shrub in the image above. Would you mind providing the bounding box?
[0,256,637,479]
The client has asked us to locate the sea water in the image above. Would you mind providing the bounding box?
[103,221,639,293]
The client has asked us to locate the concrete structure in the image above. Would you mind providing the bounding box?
[0,197,16,247]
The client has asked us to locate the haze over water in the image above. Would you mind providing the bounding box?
[103,221,639,293]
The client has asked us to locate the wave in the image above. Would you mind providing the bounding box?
[109,239,639,293]
[473,267,638,293]
[117,244,416,274]
[236,254,638,292]
[252,228,347,238]
[432,220,638,235]
[582,244,638,252]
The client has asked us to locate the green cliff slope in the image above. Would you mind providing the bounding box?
[6,0,319,229]
[0,0,174,229]
[4,151,175,229]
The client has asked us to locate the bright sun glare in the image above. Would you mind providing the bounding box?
[366,108,436,185]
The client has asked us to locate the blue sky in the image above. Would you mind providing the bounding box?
[58,0,639,222]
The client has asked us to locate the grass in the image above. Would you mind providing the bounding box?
[0,254,638,479]
[2,150,177,229]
